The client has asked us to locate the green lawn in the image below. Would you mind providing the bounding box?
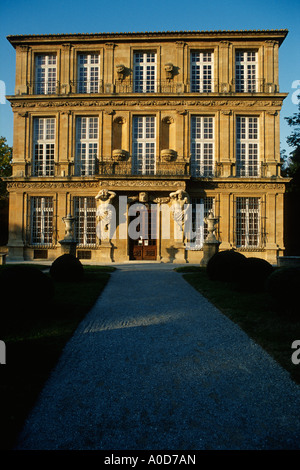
[0,264,113,450]
[175,266,300,386]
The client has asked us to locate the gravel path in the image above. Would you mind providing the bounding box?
[16,264,300,450]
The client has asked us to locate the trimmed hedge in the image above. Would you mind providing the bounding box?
[238,257,274,292]
[206,250,247,282]
[265,267,300,317]
[50,254,84,282]
[0,265,54,315]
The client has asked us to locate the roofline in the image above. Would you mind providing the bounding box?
[7,28,289,47]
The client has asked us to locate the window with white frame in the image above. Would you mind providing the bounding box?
[74,197,97,246]
[186,197,215,249]
[132,116,156,175]
[75,117,98,176]
[33,117,55,176]
[236,197,260,248]
[30,197,53,245]
[35,54,57,94]
[77,53,100,93]
[190,52,213,92]
[133,52,157,93]
[191,116,214,177]
[235,51,258,92]
[236,116,259,177]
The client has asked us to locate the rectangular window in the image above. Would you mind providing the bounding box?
[191,116,214,177]
[133,52,157,93]
[187,197,215,249]
[77,53,100,93]
[190,52,213,92]
[236,116,259,177]
[75,117,98,176]
[132,116,156,175]
[33,117,55,176]
[235,51,258,92]
[35,54,57,94]
[31,197,53,245]
[236,197,260,248]
[74,197,96,246]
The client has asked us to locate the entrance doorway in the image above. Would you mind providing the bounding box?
[129,206,157,260]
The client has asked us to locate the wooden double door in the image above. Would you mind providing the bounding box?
[129,206,157,260]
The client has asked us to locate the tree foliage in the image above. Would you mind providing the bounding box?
[283,96,300,192]
[0,136,12,199]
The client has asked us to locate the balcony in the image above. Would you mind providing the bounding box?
[25,78,279,96]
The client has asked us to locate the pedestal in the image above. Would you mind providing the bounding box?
[200,241,221,267]
[59,239,78,257]
[99,241,112,263]
[174,242,187,263]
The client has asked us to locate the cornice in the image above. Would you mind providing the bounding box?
[7,29,288,48]
[7,94,288,110]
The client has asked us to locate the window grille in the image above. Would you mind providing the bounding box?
[30,197,53,245]
[77,53,100,93]
[190,52,213,92]
[74,197,97,246]
[75,117,98,176]
[235,197,260,248]
[236,117,259,177]
[191,116,214,177]
[235,51,258,92]
[133,52,157,93]
[186,197,215,250]
[32,118,55,176]
[132,116,156,175]
[35,54,57,94]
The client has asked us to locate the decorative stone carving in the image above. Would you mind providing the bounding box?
[200,210,221,267]
[161,149,177,162]
[62,213,76,240]
[95,189,116,242]
[112,149,127,161]
[165,63,174,80]
[59,213,77,256]
[116,64,126,81]
[169,189,190,243]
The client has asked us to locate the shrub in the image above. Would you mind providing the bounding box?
[237,257,274,292]
[50,254,84,282]
[206,250,247,282]
[0,265,54,316]
[265,267,300,317]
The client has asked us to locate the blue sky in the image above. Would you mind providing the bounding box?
[0,0,299,154]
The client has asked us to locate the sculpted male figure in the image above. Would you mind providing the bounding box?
[169,189,190,242]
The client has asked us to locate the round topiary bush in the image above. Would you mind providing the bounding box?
[238,257,274,292]
[0,265,54,313]
[206,249,247,282]
[50,254,84,282]
[265,267,300,317]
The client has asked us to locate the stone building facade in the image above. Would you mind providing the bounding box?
[6,29,289,264]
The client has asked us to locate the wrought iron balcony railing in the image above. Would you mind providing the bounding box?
[25,78,279,96]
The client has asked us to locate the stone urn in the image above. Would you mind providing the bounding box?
[161,149,176,162]
[204,210,219,243]
[200,210,221,267]
[62,213,76,240]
